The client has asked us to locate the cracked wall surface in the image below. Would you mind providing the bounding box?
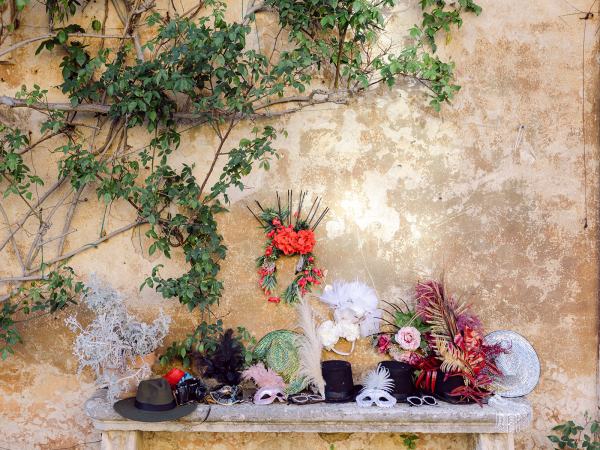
[0,0,598,449]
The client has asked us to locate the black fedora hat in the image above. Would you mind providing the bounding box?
[321,360,362,403]
[378,361,416,402]
[114,378,197,422]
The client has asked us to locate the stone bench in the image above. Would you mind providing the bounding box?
[85,391,532,450]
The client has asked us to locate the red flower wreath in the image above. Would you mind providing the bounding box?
[251,191,328,304]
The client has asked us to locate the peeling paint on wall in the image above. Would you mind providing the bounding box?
[0,0,598,449]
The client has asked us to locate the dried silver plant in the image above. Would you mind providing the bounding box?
[65,275,171,402]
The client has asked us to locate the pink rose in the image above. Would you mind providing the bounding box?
[395,326,421,351]
[390,348,422,366]
[377,335,391,353]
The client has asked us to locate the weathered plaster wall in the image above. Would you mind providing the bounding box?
[0,0,598,449]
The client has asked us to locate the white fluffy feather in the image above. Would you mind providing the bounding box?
[296,296,326,397]
[320,280,381,337]
[362,366,394,393]
[359,309,382,337]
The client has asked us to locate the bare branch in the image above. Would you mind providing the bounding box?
[24,188,73,269]
[0,88,353,120]
[0,274,46,283]
[38,228,78,248]
[243,1,270,25]
[0,178,67,253]
[16,130,66,156]
[198,120,236,196]
[0,202,25,273]
[121,0,155,61]
[180,1,206,19]
[0,95,112,114]
[0,33,133,60]
[1,173,43,221]
[255,89,350,111]
[57,186,84,256]
[25,219,147,273]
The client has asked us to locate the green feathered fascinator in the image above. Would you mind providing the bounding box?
[253,330,307,394]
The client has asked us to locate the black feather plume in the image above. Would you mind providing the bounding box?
[194,329,245,385]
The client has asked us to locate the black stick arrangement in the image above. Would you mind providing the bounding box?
[248,190,329,230]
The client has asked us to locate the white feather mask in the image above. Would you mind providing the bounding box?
[362,366,394,393]
[356,366,397,408]
[320,280,381,337]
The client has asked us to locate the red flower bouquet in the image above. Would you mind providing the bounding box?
[251,191,328,304]
[373,280,504,405]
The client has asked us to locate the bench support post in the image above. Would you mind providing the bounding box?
[101,430,142,450]
[474,433,514,450]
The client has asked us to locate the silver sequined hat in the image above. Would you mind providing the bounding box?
[484,330,540,398]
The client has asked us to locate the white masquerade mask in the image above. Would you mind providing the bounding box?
[253,387,287,405]
[356,388,397,408]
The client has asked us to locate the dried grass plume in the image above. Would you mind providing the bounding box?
[296,296,325,397]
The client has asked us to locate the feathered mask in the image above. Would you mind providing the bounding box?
[356,366,397,408]
[242,362,285,389]
[242,362,288,405]
[317,280,382,354]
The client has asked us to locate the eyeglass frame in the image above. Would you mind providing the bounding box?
[288,393,324,404]
[406,395,438,407]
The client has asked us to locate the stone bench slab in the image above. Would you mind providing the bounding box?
[86,391,531,437]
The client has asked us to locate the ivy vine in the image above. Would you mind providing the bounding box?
[0,0,480,363]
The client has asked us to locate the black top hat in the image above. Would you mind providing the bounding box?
[434,371,471,404]
[377,361,416,402]
[321,360,361,403]
[114,378,197,422]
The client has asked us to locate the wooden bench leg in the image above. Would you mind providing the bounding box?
[101,430,142,450]
[474,433,514,450]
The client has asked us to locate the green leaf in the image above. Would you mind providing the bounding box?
[15,0,28,11]
[75,51,86,66]
[57,30,68,44]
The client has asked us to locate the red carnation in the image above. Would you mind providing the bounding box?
[295,229,315,254]
[377,335,391,354]
[268,296,281,303]
[273,226,298,255]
